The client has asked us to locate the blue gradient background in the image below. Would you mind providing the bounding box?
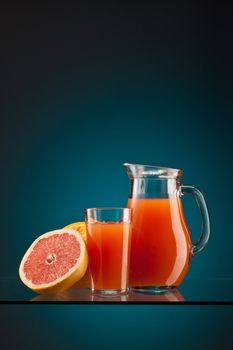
[0,3,233,349]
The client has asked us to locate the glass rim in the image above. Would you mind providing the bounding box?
[85,207,131,212]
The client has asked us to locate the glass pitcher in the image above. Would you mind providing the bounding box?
[124,163,210,293]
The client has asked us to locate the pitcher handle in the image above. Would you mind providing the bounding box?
[180,185,210,256]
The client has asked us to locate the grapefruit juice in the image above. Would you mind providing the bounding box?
[86,222,131,291]
[127,198,191,287]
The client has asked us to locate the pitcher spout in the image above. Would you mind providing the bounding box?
[123,163,183,179]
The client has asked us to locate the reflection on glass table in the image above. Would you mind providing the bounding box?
[0,277,233,303]
[30,288,184,302]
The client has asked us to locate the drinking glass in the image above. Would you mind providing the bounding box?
[85,208,131,296]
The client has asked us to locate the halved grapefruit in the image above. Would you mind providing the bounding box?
[19,228,88,294]
[63,222,91,288]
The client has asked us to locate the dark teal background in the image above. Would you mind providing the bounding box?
[0,305,232,349]
[1,3,233,349]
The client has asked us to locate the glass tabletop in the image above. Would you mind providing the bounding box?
[0,277,233,304]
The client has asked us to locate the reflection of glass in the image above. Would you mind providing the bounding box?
[127,289,185,302]
[85,208,131,296]
[91,294,128,302]
[124,163,210,293]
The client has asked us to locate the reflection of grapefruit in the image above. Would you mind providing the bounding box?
[19,228,88,294]
[63,222,91,288]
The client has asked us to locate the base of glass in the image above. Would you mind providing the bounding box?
[92,288,128,297]
[130,286,177,294]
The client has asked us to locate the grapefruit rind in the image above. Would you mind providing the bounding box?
[19,228,88,294]
[63,222,86,241]
[63,222,91,288]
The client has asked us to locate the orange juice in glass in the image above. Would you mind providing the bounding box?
[85,208,131,296]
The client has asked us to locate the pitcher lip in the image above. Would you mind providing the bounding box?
[123,163,183,178]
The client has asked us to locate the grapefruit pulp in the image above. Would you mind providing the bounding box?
[19,228,88,294]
